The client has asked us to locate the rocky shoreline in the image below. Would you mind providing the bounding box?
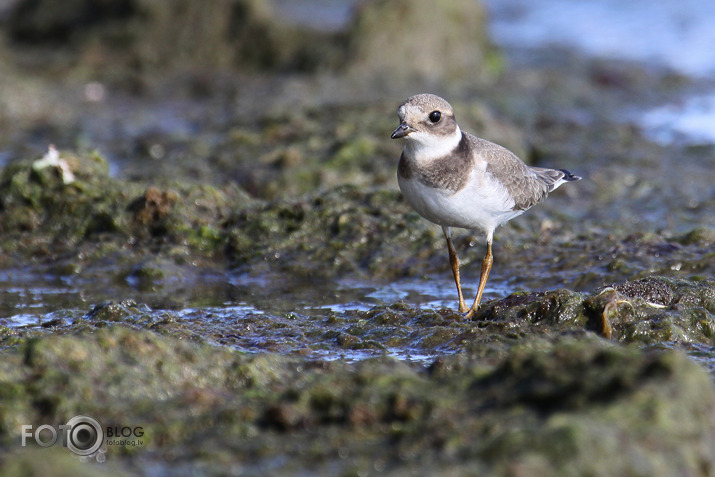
[0,0,713,475]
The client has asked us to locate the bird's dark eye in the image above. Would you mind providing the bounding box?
[428,111,441,123]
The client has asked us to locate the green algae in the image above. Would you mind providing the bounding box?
[224,185,447,279]
[0,151,253,270]
[0,326,713,475]
[0,150,127,251]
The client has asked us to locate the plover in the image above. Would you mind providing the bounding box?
[391,93,581,318]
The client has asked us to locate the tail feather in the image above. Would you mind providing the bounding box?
[531,167,581,193]
[559,168,582,182]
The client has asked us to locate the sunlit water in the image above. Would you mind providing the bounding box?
[0,270,507,324]
[484,0,715,144]
[485,0,715,78]
[0,272,499,366]
[487,0,715,144]
[639,92,715,144]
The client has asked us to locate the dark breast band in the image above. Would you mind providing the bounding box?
[398,134,472,193]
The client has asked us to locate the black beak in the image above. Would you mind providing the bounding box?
[391,122,416,139]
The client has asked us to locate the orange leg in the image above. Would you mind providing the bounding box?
[465,240,493,319]
[443,227,468,313]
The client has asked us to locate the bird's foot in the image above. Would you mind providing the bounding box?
[463,307,478,320]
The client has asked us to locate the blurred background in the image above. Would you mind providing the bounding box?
[1,0,714,164]
[0,0,713,190]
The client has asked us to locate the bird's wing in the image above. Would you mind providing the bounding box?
[471,136,554,211]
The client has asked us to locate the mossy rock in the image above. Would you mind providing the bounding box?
[0,150,253,264]
[0,326,713,474]
[346,0,501,84]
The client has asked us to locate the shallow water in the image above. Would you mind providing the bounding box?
[0,270,476,365]
[639,92,715,145]
[3,269,714,374]
[484,0,715,144]
[485,0,715,78]
[0,270,510,326]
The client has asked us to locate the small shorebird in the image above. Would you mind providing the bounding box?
[391,94,580,318]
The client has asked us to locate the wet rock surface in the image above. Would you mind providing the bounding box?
[0,0,714,474]
[3,277,712,362]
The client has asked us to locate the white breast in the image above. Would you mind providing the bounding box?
[398,166,523,239]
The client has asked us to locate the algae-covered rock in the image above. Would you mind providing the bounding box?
[84,300,151,322]
[346,0,500,85]
[609,275,715,311]
[224,185,445,278]
[467,340,715,477]
[0,149,252,267]
[0,149,130,252]
[603,276,715,345]
[0,326,713,475]
[466,276,715,346]
[676,226,715,247]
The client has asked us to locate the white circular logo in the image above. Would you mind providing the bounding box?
[65,415,103,456]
